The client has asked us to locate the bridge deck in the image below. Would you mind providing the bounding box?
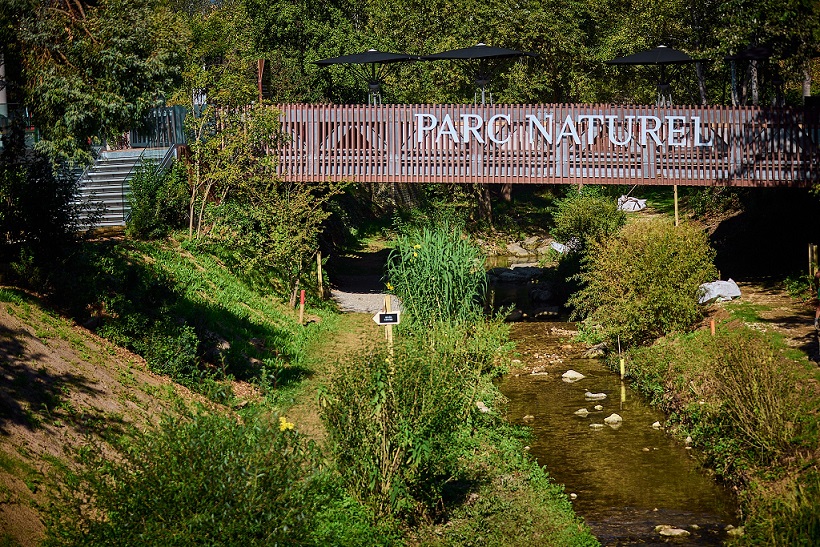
[275,103,819,187]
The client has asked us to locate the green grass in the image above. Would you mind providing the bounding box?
[617,323,820,544]
[725,301,769,323]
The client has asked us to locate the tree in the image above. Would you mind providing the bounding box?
[188,103,346,300]
[15,0,188,162]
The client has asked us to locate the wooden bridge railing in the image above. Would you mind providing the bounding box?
[275,103,819,187]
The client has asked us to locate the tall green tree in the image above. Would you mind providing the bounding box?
[16,0,188,162]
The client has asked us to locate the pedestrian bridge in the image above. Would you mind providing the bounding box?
[275,103,819,187]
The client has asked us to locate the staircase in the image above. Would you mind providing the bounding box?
[74,150,144,228]
[74,106,187,230]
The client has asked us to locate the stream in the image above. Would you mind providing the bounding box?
[497,321,739,546]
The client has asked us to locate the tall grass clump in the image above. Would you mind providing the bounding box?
[385,221,486,331]
[45,411,330,546]
[570,218,717,346]
[319,339,484,520]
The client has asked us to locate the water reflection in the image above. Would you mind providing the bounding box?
[498,322,738,546]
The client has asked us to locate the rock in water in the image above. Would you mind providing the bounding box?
[585,392,607,400]
[656,526,690,538]
[604,413,623,424]
[561,369,586,381]
[582,342,607,358]
[574,408,590,416]
[589,423,605,429]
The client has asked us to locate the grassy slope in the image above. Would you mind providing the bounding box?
[1,236,597,546]
[0,288,209,546]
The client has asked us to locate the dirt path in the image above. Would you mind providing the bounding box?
[709,280,820,363]
[287,243,396,442]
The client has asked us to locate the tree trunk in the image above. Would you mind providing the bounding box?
[696,62,708,105]
[475,184,493,225]
[500,183,512,202]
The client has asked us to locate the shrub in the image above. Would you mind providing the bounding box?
[319,338,484,520]
[385,221,486,332]
[685,186,743,219]
[126,160,188,240]
[570,218,717,346]
[45,411,328,546]
[550,186,626,253]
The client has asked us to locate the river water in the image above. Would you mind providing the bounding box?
[497,322,739,546]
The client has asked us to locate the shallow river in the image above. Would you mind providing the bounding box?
[497,322,739,546]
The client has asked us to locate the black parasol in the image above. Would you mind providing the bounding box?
[315,49,419,104]
[607,45,703,105]
[423,43,537,104]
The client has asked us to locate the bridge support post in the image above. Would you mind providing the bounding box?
[673,185,679,227]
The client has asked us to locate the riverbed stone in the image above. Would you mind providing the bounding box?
[594,404,604,411]
[652,421,662,429]
[604,413,623,424]
[574,408,590,416]
[582,342,607,358]
[589,423,605,429]
[507,242,531,257]
[585,392,607,400]
[562,369,586,382]
[522,414,535,422]
[655,525,690,538]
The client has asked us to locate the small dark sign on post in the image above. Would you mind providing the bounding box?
[373,312,401,325]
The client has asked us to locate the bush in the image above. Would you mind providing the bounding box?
[45,411,328,546]
[0,124,84,289]
[319,341,479,520]
[550,186,626,253]
[685,186,743,219]
[126,160,189,240]
[386,221,486,332]
[570,218,717,346]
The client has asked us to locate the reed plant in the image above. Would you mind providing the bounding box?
[385,221,486,332]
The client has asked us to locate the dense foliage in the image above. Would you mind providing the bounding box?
[126,160,189,239]
[550,187,626,254]
[7,0,187,162]
[570,218,717,346]
[0,125,84,285]
[45,410,380,546]
[386,221,487,331]
[619,324,819,545]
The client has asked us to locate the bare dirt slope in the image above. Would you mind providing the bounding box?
[0,291,205,547]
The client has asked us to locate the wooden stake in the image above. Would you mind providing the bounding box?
[710,319,716,336]
[384,294,394,362]
[299,289,305,325]
[673,184,679,227]
[316,251,324,299]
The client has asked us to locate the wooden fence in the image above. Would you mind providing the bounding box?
[275,104,820,186]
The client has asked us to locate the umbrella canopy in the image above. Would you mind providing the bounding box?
[315,49,419,66]
[606,45,698,65]
[422,43,537,104]
[315,49,418,104]
[423,42,537,60]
